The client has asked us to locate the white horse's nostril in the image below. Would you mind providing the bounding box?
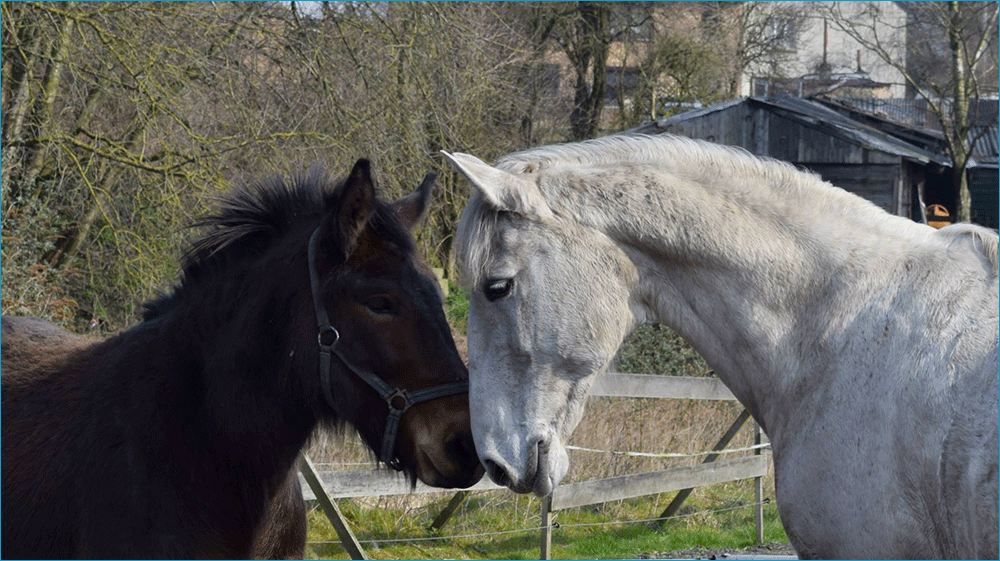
[482,457,514,488]
[530,432,551,453]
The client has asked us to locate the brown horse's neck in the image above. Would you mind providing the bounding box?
[142,308,318,453]
[85,313,315,554]
[1,314,315,558]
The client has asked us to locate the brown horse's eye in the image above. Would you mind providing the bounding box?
[483,278,513,302]
[365,296,397,316]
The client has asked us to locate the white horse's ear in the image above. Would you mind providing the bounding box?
[442,151,553,220]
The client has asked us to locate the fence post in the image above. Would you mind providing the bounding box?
[540,495,553,560]
[428,490,470,531]
[298,454,368,560]
[754,422,763,545]
[655,409,751,526]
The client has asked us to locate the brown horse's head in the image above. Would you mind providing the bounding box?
[306,161,483,488]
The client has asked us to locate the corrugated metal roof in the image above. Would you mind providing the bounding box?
[816,96,998,168]
[971,124,998,166]
[654,97,746,124]
[637,95,953,167]
[751,96,952,166]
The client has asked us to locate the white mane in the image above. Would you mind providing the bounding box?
[498,133,791,178]
[938,222,1000,275]
[497,133,895,228]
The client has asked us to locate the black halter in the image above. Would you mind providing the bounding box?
[307,227,469,468]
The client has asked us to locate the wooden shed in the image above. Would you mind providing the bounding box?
[631,96,994,227]
[814,96,998,229]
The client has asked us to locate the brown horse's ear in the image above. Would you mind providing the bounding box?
[325,159,376,259]
[392,172,436,230]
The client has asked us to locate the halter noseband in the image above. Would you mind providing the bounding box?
[307,227,469,468]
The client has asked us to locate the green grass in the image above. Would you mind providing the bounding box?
[444,280,470,333]
[303,480,788,559]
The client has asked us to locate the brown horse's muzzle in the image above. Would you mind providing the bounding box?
[397,393,485,489]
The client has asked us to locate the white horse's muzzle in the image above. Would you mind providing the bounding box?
[477,431,569,496]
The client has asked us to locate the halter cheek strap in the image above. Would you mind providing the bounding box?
[307,227,469,467]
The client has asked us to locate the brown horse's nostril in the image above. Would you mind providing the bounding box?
[446,431,476,458]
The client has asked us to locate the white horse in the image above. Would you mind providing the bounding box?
[443,133,998,559]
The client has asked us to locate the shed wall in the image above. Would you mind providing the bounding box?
[655,104,903,215]
[969,167,998,229]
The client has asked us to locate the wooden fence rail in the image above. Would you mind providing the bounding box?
[301,373,771,560]
[546,456,767,512]
[298,466,504,501]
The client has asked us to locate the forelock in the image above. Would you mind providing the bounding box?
[455,190,501,286]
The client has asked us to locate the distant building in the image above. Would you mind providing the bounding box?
[631,95,997,229]
[746,1,907,98]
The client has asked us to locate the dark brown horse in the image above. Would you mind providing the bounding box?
[1,160,484,559]
[1,316,305,559]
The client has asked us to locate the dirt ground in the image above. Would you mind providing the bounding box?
[635,542,798,559]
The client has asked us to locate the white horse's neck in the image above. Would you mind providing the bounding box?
[528,137,932,435]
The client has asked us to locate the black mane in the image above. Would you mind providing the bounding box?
[143,167,414,321]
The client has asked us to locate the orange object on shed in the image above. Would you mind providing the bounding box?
[926,204,951,229]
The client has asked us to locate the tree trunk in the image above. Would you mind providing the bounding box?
[48,161,121,269]
[1,30,42,204]
[567,1,609,141]
[947,0,971,223]
[953,164,971,224]
[516,13,556,148]
[46,103,153,269]
[24,2,76,195]
[49,185,103,269]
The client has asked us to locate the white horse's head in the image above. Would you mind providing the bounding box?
[444,151,637,495]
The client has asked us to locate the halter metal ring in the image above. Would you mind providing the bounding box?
[387,388,411,412]
[318,325,340,349]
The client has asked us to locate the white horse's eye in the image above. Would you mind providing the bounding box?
[483,278,513,301]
